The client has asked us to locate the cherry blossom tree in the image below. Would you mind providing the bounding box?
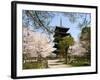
[23,27,54,62]
[68,42,86,57]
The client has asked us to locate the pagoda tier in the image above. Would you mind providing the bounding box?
[55,26,69,32]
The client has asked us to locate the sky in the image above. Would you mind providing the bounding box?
[23,10,91,41]
[49,12,91,41]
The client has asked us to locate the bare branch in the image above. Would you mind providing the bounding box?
[26,11,53,33]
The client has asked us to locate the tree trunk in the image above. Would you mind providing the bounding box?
[65,47,69,64]
[65,51,68,64]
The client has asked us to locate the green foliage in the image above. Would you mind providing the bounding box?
[63,36,74,46]
[23,59,48,69]
[80,26,91,61]
[80,27,91,51]
[70,61,90,66]
[80,26,91,41]
[69,57,90,66]
[59,36,74,49]
[23,62,40,69]
[56,35,74,64]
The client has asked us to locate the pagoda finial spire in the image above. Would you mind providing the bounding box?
[60,17,62,27]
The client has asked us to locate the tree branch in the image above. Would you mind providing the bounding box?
[26,11,53,33]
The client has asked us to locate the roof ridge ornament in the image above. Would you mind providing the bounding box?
[60,17,62,27]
